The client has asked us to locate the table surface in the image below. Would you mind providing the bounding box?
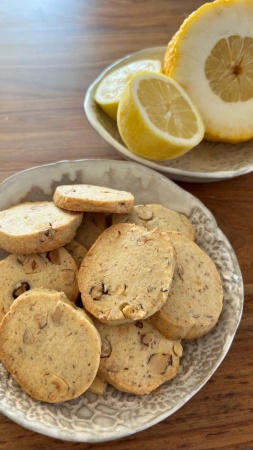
[0,0,252,449]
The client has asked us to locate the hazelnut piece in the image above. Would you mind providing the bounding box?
[89,283,103,301]
[47,249,61,265]
[22,254,46,274]
[51,302,64,325]
[101,337,112,358]
[141,332,156,347]
[121,303,146,320]
[12,282,30,299]
[148,353,173,375]
[23,328,35,345]
[136,206,153,221]
[51,374,69,394]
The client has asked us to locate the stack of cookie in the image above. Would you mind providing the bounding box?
[0,184,223,402]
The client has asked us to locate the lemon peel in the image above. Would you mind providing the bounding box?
[163,0,253,143]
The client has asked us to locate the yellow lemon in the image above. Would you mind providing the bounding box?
[163,0,253,143]
[94,59,162,120]
[117,71,205,161]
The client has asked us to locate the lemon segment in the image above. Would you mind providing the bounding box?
[94,59,162,120]
[163,0,253,143]
[117,71,205,161]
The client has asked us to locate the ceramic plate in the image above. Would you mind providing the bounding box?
[84,46,253,182]
[0,159,243,442]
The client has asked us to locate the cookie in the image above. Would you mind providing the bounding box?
[75,212,107,250]
[78,223,176,324]
[112,204,194,240]
[95,319,182,395]
[53,184,134,213]
[64,239,87,268]
[0,201,83,254]
[0,247,79,321]
[150,232,223,340]
[88,376,107,395]
[0,288,101,403]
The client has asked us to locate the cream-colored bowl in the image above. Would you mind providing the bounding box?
[0,159,243,441]
[84,47,253,182]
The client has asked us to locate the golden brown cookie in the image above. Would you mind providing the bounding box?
[53,184,134,213]
[78,223,176,324]
[75,212,107,250]
[0,288,101,403]
[0,201,83,254]
[96,319,182,395]
[0,248,79,321]
[112,204,194,240]
[150,232,223,340]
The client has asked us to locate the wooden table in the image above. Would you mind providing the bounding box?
[0,0,252,449]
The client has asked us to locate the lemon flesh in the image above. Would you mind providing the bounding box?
[163,0,253,143]
[117,71,205,161]
[95,59,162,120]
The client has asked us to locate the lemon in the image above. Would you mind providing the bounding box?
[117,71,205,161]
[163,0,253,143]
[94,59,162,120]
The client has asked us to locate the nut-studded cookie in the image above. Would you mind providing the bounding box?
[0,247,79,321]
[75,212,107,250]
[53,184,134,214]
[150,232,223,340]
[95,319,182,395]
[78,223,176,324]
[0,288,101,403]
[112,204,194,240]
[0,201,83,254]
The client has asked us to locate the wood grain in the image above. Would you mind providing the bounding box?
[0,0,252,449]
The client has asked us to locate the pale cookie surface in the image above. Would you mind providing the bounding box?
[0,201,83,254]
[75,212,107,250]
[0,288,101,403]
[150,232,223,340]
[0,247,79,321]
[112,204,194,240]
[96,319,182,395]
[64,239,87,268]
[53,184,134,213]
[78,223,176,324]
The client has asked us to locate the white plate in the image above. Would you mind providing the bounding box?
[84,46,253,182]
[0,159,243,442]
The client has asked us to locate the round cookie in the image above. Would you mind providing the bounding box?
[78,223,176,324]
[53,184,134,213]
[95,319,182,395]
[0,201,83,254]
[112,204,194,240]
[150,232,223,340]
[0,288,101,403]
[0,247,79,321]
[75,212,107,250]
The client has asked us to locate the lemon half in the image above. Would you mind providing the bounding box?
[163,0,253,143]
[95,59,162,120]
[117,71,205,161]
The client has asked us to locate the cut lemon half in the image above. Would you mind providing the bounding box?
[117,71,205,161]
[163,0,253,143]
[94,59,162,120]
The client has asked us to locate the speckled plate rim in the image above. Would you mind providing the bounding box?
[84,46,253,182]
[0,159,244,442]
